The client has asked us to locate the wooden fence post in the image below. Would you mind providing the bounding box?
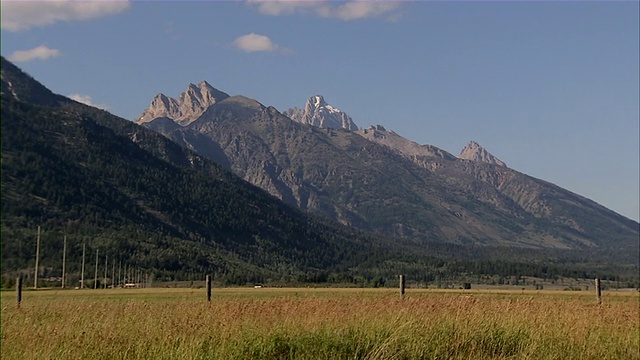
[16,276,22,307]
[206,275,212,303]
[399,274,405,300]
[595,278,602,304]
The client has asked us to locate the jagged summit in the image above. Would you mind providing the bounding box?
[284,95,359,131]
[458,141,507,167]
[136,81,229,126]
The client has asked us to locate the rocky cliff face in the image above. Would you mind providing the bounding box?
[458,141,507,167]
[284,95,359,131]
[136,81,229,126]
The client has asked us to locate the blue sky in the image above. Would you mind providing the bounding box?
[2,1,639,222]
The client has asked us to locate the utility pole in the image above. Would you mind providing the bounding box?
[112,256,115,289]
[103,254,108,289]
[94,248,99,289]
[81,242,86,289]
[61,235,67,289]
[34,226,41,289]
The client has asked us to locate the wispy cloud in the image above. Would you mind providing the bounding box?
[1,0,131,32]
[332,1,401,21]
[8,46,61,62]
[68,93,109,110]
[249,1,324,16]
[247,0,402,21]
[233,33,281,53]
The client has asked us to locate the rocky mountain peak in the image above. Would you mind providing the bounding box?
[284,95,359,131]
[197,81,223,104]
[136,81,230,126]
[310,95,326,108]
[458,141,507,167]
[152,93,178,110]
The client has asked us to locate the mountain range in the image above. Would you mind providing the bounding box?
[1,57,638,286]
[136,82,639,253]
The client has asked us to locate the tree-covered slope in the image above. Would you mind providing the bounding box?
[0,57,378,282]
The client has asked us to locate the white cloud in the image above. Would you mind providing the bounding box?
[249,0,325,16]
[1,0,131,32]
[68,94,109,110]
[233,33,279,53]
[248,0,401,21]
[8,46,61,62]
[333,2,400,21]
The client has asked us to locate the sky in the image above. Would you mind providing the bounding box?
[1,0,639,222]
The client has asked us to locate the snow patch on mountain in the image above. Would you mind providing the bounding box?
[284,95,359,131]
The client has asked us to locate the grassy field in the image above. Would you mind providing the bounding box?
[1,287,638,359]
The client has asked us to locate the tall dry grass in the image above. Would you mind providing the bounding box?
[1,288,638,359]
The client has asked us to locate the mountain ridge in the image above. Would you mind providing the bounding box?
[356,125,457,162]
[139,81,639,253]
